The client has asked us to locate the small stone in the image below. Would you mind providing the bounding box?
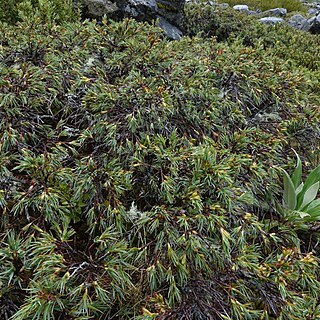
[218,3,229,8]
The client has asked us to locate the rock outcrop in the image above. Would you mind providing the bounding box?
[77,0,320,38]
[288,14,309,31]
[308,14,320,33]
[118,0,158,20]
[78,0,118,18]
[76,0,185,40]
[287,12,320,33]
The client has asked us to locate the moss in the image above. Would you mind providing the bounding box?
[157,2,179,12]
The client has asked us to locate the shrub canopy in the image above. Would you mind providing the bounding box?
[0,5,320,320]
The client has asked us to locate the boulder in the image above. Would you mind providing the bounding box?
[157,0,184,12]
[75,0,185,39]
[157,15,183,40]
[78,0,118,19]
[308,13,320,34]
[259,17,284,24]
[233,5,249,13]
[155,0,185,38]
[263,7,287,17]
[308,8,319,15]
[116,0,158,20]
[157,0,185,26]
[288,14,309,31]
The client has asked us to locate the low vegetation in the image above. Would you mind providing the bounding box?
[0,1,320,319]
[0,0,76,25]
[218,0,305,12]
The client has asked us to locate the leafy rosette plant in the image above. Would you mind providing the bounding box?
[281,151,320,223]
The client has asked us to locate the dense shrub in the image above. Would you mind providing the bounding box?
[184,5,320,72]
[0,12,320,320]
[0,0,77,25]
[183,4,253,40]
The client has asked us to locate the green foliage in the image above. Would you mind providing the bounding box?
[184,5,320,70]
[279,151,320,224]
[183,5,254,40]
[219,0,305,12]
[0,11,320,320]
[0,0,78,25]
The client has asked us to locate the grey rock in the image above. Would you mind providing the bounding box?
[75,0,186,40]
[157,0,184,11]
[247,10,260,15]
[157,15,183,40]
[79,0,118,18]
[233,5,249,12]
[308,13,320,33]
[308,8,318,15]
[263,7,287,17]
[119,0,158,19]
[288,14,309,31]
[157,0,185,25]
[259,17,284,24]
